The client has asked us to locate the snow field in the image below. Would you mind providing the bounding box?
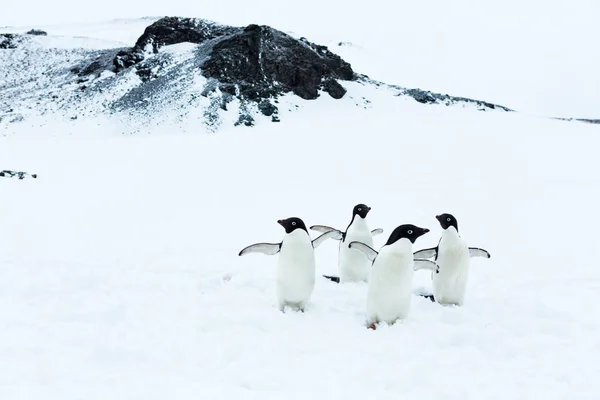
[1,91,599,397]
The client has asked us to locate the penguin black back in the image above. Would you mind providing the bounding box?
[278,217,308,234]
[385,224,430,245]
[436,213,458,231]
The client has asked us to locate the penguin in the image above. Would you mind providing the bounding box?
[413,213,491,306]
[348,224,437,329]
[309,204,384,283]
[238,217,339,313]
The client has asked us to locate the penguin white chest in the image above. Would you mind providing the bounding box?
[366,240,414,325]
[276,230,316,308]
[339,217,373,282]
[433,229,470,305]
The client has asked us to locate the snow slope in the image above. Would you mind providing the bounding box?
[1,79,599,398]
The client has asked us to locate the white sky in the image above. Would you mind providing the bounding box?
[2,0,599,118]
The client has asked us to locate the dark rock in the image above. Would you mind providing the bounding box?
[108,17,354,107]
[258,100,278,117]
[77,49,124,76]
[201,25,354,101]
[406,89,437,104]
[113,49,145,71]
[0,170,37,179]
[26,29,47,36]
[112,17,237,72]
[235,114,255,127]
[0,34,19,49]
[136,66,154,82]
[133,17,236,53]
[322,79,347,99]
[553,117,600,125]
[365,76,513,112]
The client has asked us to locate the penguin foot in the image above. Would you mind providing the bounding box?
[323,275,341,283]
[419,293,436,302]
[279,302,307,313]
[367,322,378,330]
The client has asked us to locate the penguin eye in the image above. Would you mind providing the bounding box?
[407,230,413,234]
[447,218,451,222]
[291,222,296,226]
[358,208,362,211]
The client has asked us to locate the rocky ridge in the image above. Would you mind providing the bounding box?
[4,16,588,133]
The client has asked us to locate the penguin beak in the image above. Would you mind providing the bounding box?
[277,219,284,226]
[422,228,430,233]
[435,215,441,221]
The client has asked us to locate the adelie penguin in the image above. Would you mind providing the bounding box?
[238,217,338,313]
[310,204,384,283]
[349,224,437,330]
[413,213,491,306]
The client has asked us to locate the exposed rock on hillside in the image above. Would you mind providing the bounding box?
[111,18,353,102]
[1,16,556,133]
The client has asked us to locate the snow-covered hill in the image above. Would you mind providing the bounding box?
[2,16,598,134]
[0,16,544,134]
[1,13,600,400]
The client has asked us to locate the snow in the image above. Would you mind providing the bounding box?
[2,81,600,397]
[1,11,600,400]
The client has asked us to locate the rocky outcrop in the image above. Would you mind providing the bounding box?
[26,29,47,36]
[201,24,353,101]
[360,76,513,111]
[0,170,38,179]
[7,16,593,132]
[113,17,237,71]
[111,17,354,102]
[0,34,21,49]
[554,117,600,125]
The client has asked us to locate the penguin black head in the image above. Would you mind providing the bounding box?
[352,204,371,219]
[385,224,430,245]
[277,217,308,234]
[436,213,458,231]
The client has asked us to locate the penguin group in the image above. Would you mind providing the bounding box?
[238,204,491,329]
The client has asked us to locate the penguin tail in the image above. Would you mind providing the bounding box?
[322,275,340,283]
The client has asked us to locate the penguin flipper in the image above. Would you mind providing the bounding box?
[468,247,491,258]
[413,247,437,259]
[238,242,281,256]
[348,241,378,262]
[370,228,384,236]
[310,225,343,240]
[312,229,343,248]
[322,275,341,283]
[413,259,438,272]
